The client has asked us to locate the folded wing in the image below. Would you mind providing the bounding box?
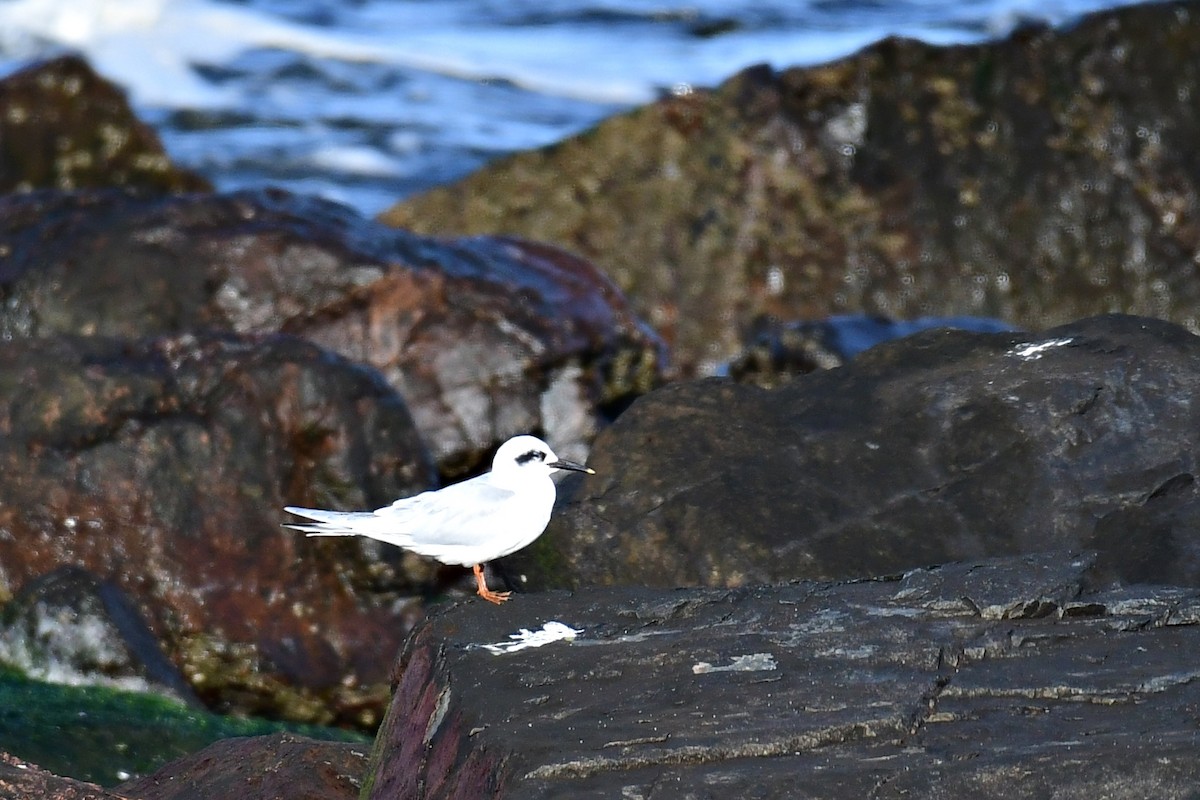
[283,479,524,566]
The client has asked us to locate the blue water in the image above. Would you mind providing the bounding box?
[0,0,1149,216]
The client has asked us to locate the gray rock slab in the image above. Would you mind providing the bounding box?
[365,551,1200,797]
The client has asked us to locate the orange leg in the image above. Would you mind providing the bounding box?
[472,563,511,604]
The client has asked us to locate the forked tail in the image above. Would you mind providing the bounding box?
[282,506,375,537]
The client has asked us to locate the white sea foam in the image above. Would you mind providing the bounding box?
[0,0,1150,108]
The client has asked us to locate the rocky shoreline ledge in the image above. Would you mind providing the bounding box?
[2,2,1200,798]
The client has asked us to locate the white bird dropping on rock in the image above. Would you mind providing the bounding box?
[284,435,594,604]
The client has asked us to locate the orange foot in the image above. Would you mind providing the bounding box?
[473,564,511,604]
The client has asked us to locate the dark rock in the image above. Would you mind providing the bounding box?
[381,1,1200,377]
[505,314,1200,591]
[0,752,127,800]
[0,567,198,705]
[0,188,663,472]
[728,314,1016,386]
[0,56,209,194]
[115,733,367,800]
[364,551,1200,798]
[0,332,432,725]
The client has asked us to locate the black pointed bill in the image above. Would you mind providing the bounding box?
[549,458,595,475]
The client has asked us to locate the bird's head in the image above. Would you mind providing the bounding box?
[491,435,594,485]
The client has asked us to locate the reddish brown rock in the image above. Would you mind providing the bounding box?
[0,188,662,473]
[0,332,432,724]
[0,752,129,800]
[0,735,365,800]
[0,185,659,726]
[0,56,209,194]
[115,734,366,800]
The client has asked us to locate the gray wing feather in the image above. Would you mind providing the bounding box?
[374,480,518,546]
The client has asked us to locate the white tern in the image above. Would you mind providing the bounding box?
[284,435,593,603]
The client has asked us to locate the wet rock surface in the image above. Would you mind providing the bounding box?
[365,551,1200,798]
[511,314,1200,591]
[115,733,366,800]
[382,1,1200,376]
[0,188,662,472]
[0,56,210,194]
[0,332,432,724]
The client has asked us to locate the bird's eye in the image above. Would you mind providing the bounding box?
[515,449,546,465]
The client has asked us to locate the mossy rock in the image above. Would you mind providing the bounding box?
[0,666,368,787]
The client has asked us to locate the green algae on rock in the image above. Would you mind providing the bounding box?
[0,666,367,788]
